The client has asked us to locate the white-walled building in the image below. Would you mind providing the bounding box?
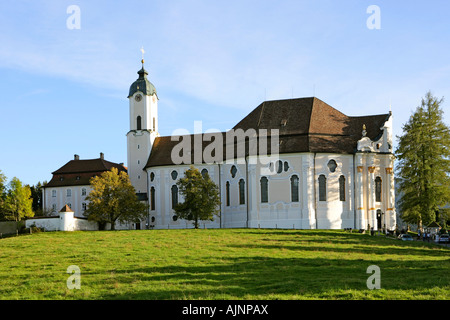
[42,153,127,218]
[126,60,397,231]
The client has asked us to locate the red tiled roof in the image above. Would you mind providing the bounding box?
[44,157,127,188]
[145,97,390,168]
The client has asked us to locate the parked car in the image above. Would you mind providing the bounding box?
[398,234,414,241]
[438,234,449,243]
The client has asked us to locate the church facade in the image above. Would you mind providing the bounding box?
[127,60,397,231]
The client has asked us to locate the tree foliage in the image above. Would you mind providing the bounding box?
[28,181,47,216]
[0,170,7,218]
[2,177,34,221]
[174,166,221,229]
[85,168,148,230]
[395,91,450,228]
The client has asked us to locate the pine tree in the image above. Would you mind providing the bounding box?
[174,166,221,229]
[395,91,450,229]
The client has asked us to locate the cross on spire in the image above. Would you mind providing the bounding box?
[140,46,145,65]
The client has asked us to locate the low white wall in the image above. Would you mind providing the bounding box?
[26,212,98,231]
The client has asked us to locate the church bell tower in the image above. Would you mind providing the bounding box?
[126,52,158,198]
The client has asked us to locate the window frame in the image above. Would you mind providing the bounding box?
[318,174,327,201]
[339,175,346,202]
[171,184,178,208]
[290,175,299,202]
[260,176,269,203]
[150,186,156,211]
[375,176,382,202]
[225,181,230,207]
[239,179,245,205]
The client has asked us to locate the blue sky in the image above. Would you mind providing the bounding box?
[0,0,449,186]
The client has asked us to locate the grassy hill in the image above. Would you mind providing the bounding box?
[0,229,448,300]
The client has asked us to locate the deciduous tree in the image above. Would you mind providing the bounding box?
[174,166,221,229]
[3,177,34,222]
[85,168,148,230]
[0,170,7,219]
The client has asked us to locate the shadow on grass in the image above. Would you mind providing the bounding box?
[227,242,449,257]
[96,254,450,300]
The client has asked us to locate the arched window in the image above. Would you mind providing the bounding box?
[290,175,299,202]
[201,168,208,179]
[137,116,142,130]
[339,175,346,201]
[171,185,178,208]
[260,177,268,203]
[171,170,178,180]
[239,179,245,205]
[318,175,326,201]
[226,181,230,207]
[375,177,382,202]
[150,187,156,211]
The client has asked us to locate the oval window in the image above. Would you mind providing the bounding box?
[327,160,337,173]
[230,165,237,178]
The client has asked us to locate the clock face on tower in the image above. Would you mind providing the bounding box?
[135,94,142,102]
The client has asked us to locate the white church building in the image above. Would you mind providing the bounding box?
[40,58,397,231]
[126,59,396,231]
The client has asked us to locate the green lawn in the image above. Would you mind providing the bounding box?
[0,229,448,300]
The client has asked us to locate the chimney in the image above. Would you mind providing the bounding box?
[100,152,104,160]
[74,154,80,160]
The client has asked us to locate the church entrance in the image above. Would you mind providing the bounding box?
[136,222,141,230]
[376,210,382,230]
